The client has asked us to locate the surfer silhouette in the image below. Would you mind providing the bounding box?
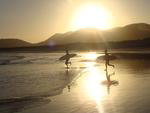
[102,49,118,94]
[105,49,115,70]
[65,50,71,67]
[59,50,76,68]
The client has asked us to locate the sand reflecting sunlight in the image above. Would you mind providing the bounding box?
[81,52,107,113]
[83,52,98,60]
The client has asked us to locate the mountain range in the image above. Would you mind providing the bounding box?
[0,23,150,51]
[38,23,150,46]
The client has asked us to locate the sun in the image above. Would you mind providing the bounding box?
[71,4,112,30]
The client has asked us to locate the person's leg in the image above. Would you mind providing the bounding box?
[105,67,111,82]
[67,58,71,65]
[68,62,71,65]
[108,63,115,68]
[104,61,107,71]
[65,59,69,65]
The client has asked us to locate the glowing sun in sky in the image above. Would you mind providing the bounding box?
[71,4,112,30]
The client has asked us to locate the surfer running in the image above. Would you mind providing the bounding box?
[105,49,115,69]
[65,50,71,67]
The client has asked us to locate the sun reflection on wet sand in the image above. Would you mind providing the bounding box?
[81,53,107,113]
[82,52,98,60]
[84,66,106,101]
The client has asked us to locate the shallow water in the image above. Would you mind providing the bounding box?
[0,51,150,113]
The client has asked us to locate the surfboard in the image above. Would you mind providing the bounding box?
[97,55,117,60]
[59,54,77,60]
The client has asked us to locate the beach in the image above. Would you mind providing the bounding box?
[0,51,150,113]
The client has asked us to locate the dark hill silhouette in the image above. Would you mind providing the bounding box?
[38,28,106,46]
[105,23,150,41]
[0,39,31,48]
[38,23,150,46]
[1,23,150,51]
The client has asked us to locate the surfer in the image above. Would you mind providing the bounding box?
[65,50,71,67]
[59,50,76,68]
[105,49,115,69]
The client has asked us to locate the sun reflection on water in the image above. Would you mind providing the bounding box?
[81,52,107,113]
[83,52,98,60]
[84,63,106,102]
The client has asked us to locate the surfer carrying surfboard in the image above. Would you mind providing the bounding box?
[105,49,115,69]
[59,50,76,68]
[65,50,71,67]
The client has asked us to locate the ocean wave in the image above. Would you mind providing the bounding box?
[0,57,58,65]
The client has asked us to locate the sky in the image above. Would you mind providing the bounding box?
[0,0,150,43]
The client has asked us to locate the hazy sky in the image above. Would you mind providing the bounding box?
[0,0,150,42]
